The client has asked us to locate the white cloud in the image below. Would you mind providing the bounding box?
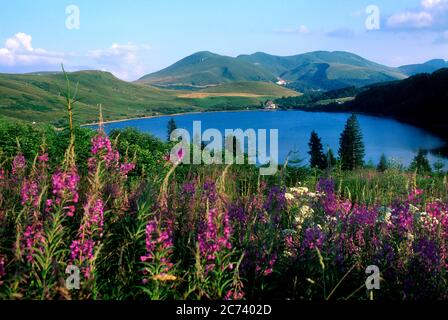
[275,25,310,34]
[87,43,151,80]
[421,0,448,9]
[0,33,151,81]
[387,11,434,28]
[386,0,448,30]
[0,33,64,66]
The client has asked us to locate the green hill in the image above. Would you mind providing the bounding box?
[0,71,197,125]
[139,50,407,92]
[398,59,448,76]
[238,51,406,91]
[0,71,297,124]
[200,81,300,96]
[137,51,276,88]
[317,68,448,139]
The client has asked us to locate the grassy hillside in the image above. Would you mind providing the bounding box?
[0,72,294,124]
[238,51,406,91]
[200,81,300,96]
[137,51,276,87]
[139,50,406,92]
[315,68,448,139]
[398,59,448,76]
[0,71,195,124]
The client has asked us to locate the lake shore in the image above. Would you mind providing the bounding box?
[81,108,269,127]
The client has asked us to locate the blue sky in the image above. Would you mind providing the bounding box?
[1,0,447,80]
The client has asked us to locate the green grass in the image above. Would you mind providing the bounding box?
[201,81,300,96]
[0,72,295,125]
[137,51,276,86]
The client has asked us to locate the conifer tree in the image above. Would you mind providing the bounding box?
[338,114,365,170]
[308,131,326,169]
[167,118,177,142]
[410,149,432,174]
[326,147,337,169]
[377,154,389,172]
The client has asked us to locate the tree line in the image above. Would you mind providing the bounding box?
[308,114,442,174]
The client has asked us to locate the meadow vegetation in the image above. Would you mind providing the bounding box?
[0,74,447,300]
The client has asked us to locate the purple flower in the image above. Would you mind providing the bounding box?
[119,162,135,177]
[12,154,26,176]
[37,153,49,163]
[69,198,105,279]
[21,223,45,263]
[51,167,79,216]
[90,133,120,169]
[181,182,196,196]
[0,256,6,286]
[20,179,40,208]
[302,226,325,251]
[198,207,233,271]
[140,216,174,275]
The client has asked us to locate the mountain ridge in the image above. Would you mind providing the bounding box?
[138,50,408,91]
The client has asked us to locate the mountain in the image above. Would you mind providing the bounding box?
[0,71,297,124]
[238,51,407,91]
[139,50,407,91]
[0,70,191,124]
[399,59,448,76]
[318,68,448,139]
[137,51,276,88]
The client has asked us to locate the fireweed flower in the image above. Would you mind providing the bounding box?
[202,179,218,204]
[69,198,105,279]
[69,239,95,279]
[140,217,174,275]
[21,223,45,263]
[181,182,196,197]
[302,226,325,252]
[264,186,286,213]
[37,153,49,163]
[20,179,40,208]
[0,255,5,286]
[12,153,26,177]
[197,207,233,272]
[224,288,245,300]
[51,167,80,217]
[89,133,120,170]
[119,162,136,178]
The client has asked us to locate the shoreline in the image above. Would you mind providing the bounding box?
[81,108,268,127]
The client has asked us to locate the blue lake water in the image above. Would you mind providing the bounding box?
[96,111,447,168]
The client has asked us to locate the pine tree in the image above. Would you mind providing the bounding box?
[410,149,432,174]
[433,159,445,174]
[308,131,326,169]
[167,118,177,141]
[338,114,365,170]
[377,154,389,172]
[326,147,337,169]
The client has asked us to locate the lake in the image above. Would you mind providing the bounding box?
[96,110,448,167]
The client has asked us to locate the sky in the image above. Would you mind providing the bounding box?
[1,0,448,81]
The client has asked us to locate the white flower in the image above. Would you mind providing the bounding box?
[290,187,309,196]
[285,193,295,201]
[409,204,420,214]
[300,205,314,217]
[307,192,317,199]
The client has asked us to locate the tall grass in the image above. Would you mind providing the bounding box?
[0,73,447,300]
